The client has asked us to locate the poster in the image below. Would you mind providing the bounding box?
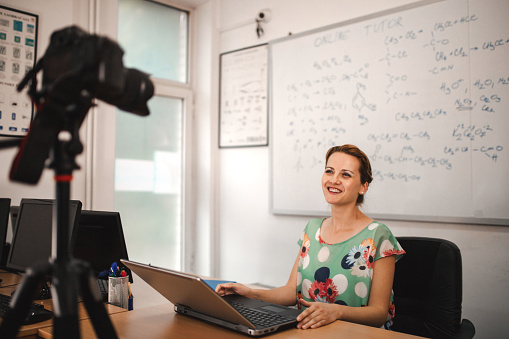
[0,5,38,137]
[219,44,268,148]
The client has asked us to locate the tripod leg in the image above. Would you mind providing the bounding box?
[50,261,81,338]
[0,264,50,338]
[75,260,118,339]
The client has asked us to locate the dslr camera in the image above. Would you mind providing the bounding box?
[38,25,153,116]
[11,26,154,184]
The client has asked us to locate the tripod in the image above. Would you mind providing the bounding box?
[0,78,118,339]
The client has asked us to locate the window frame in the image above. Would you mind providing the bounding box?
[87,0,195,271]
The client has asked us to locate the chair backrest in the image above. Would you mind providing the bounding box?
[392,237,463,339]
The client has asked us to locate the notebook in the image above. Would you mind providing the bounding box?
[121,259,302,336]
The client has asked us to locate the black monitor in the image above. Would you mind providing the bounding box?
[0,198,11,268]
[72,210,132,283]
[6,199,82,272]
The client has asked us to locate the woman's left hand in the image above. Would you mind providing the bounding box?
[296,299,340,329]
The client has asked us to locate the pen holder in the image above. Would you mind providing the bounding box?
[108,276,129,309]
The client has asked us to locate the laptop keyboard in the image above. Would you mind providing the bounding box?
[228,301,296,327]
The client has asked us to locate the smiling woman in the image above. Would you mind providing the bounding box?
[216,144,405,330]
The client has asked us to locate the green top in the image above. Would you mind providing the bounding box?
[296,218,405,329]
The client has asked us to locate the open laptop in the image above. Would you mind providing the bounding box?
[121,259,302,336]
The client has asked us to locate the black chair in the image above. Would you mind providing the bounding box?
[392,237,475,339]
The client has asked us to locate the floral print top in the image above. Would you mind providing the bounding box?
[296,218,405,329]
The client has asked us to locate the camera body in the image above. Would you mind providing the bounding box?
[10,26,154,184]
[42,26,153,116]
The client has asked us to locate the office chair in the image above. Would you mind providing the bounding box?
[392,237,475,339]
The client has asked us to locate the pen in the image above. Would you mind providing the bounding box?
[110,262,119,277]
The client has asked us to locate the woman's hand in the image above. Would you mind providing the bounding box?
[296,299,340,329]
[215,282,252,297]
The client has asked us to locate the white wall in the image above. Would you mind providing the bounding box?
[210,1,509,339]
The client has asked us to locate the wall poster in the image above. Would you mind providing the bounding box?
[219,44,268,148]
[0,5,38,137]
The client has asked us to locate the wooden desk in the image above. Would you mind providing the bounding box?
[0,272,24,286]
[39,302,425,339]
[0,272,127,338]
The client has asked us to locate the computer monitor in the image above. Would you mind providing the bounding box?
[72,210,133,283]
[0,198,11,268]
[6,199,82,272]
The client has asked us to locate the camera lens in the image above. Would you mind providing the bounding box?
[98,68,154,116]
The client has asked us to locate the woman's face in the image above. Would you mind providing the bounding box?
[322,152,368,206]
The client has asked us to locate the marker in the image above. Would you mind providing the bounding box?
[110,262,119,277]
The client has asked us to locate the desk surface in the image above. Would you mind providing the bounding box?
[2,270,424,339]
[39,302,424,339]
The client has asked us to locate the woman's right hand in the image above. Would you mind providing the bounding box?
[215,282,252,297]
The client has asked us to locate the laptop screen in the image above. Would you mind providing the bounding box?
[72,210,132,283]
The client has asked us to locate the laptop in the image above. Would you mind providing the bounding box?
[121,259,302,336]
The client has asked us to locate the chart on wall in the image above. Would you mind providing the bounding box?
[0,5,38,137]
[219,44,268,148]
[270,0,509,225]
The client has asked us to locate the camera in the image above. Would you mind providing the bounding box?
[40,26,153,116]
[11,26,154,184]
[257,9,272,22]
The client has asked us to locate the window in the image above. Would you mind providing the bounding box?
[118,0,188,82]
[115,0,191,270]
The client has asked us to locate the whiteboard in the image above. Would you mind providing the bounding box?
[270,0,509,225]
[219,44,268,148]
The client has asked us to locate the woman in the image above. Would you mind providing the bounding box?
[216,144,405,330]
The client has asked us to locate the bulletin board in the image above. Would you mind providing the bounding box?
[0,5,38,137]
[270,0,509,225]
[219,44,268,148]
